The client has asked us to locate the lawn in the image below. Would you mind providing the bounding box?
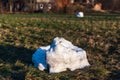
[0,13,120,80]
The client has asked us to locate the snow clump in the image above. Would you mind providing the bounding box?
[32,37,90,73]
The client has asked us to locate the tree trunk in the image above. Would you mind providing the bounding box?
[0,0,3,13]
[9,0,13,13]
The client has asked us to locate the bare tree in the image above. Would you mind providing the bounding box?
[0,0,2,13]
[9,0,14,13]
[0,0,8,13]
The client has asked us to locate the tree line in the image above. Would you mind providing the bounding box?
[0,0,119,13]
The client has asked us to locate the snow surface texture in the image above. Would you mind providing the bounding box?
[32,37,90,73]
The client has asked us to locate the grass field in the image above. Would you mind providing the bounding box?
[0,13,120,80]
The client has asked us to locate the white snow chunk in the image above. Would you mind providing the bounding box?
[76,12,84,17]
[32,37,90,73]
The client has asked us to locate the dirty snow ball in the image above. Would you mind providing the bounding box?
[32,37,90,73]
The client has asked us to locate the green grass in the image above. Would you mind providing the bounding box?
[0,13,120,80]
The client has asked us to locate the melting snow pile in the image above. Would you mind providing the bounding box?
[32,37,90,73]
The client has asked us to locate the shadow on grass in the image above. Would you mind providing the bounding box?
[108,70,120,80]
[0,45,35,80]
[0,45,34,64]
